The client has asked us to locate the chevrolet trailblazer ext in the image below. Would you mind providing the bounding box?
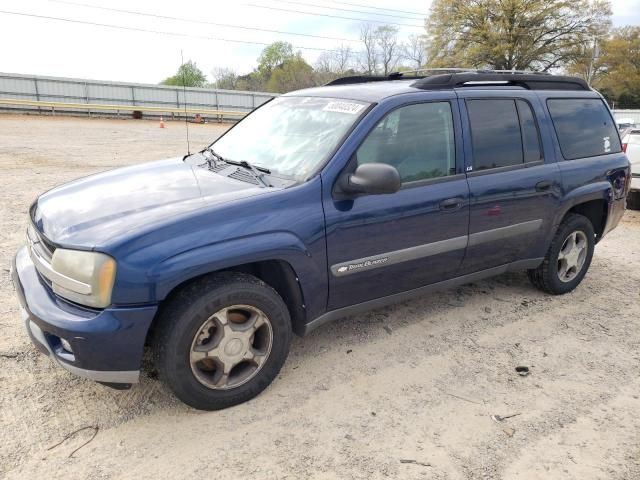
[12,71,630,410]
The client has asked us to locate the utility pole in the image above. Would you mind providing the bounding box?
[587,37,600,87]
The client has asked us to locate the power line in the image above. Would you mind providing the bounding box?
[272,0,425,20]
[326,0,429,16]
[243,3,424,28]
[0,10,343,53]
[52,0,361,44]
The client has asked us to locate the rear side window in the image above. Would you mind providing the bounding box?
[547,99,621,160]
[517,100,542,162]
[467,99,522,170]
[466,99,542,171]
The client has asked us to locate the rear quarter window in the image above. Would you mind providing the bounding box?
[547,98,621,160]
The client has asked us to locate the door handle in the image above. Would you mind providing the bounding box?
[535,180,552,192]
[439,197,463,211]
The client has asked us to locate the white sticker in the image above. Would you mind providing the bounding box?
[323,101,365,115]
[604,136,611,153]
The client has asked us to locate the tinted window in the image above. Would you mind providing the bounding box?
[356,102,455,183]
[547,99,622,160]
[516,100,542,162]
[467,99,523,170]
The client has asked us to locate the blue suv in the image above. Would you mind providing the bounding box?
[12,71,631,410]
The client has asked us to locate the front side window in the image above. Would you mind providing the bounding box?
[212,96,370,179]
[356,102,456,183]
[547,98,622,160]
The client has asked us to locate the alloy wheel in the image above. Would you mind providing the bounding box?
[189,305,273,390]
[557,230,588,283]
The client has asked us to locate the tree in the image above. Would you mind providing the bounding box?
[565,1,612,85]
[266,55,315,93]
[316,44,354,75]
[257,41,295,78]
[211,67,240,90]
[160,60,207,87]
[376,26,400,75]
[359,23,378,74]
[403,34,428,69]
[594,26,640,108]
[315,44,356,84]
[426,0,612,71]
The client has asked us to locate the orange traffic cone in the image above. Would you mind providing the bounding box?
[159,116,165,128]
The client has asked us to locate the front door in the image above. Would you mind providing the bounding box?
[323,99,470,310]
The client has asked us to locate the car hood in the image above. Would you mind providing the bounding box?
[32,157,270,247]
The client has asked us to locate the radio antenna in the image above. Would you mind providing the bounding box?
[180,49,191,155]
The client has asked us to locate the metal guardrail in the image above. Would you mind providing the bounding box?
[0,72,275,120]
[0,98,247,118]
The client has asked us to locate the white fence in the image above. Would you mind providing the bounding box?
[0,72,275,120]
[612,110,640,125]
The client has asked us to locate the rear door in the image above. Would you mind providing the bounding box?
[457,91,562,274]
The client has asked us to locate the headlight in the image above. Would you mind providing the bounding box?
[50,249,117,308]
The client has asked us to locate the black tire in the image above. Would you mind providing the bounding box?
[628,191,640,211]
[152,271,292,410]
[527,213,595,295]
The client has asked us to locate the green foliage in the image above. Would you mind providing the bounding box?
[426,0,612,71]
[257,42,295,78]
[161,60,207,87]
[266,55,315,93]
[596,26,640,108]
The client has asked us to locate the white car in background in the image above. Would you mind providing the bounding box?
[623,129,640,209]
[617,118,637,132]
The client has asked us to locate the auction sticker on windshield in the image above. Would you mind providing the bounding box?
[323,101,366,115]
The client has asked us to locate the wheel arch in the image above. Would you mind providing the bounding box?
[146,251,307,343]
[554,183,610,242]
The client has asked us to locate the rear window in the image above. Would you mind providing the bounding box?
[547,99,621,160]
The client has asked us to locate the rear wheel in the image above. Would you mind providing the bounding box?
[628,191,640,210]
[153,272,292,410]
[527,213,595,295]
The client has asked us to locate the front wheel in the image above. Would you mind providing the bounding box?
[152,272,292,410]
[527,213,595,295]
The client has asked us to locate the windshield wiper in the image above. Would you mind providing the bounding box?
[205,147,226,168]
[207,147,272,187]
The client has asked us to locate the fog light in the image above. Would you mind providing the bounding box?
[60,337,73,353]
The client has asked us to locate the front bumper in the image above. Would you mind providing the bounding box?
[11,246,157,385]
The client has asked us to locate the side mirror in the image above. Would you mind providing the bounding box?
[339,163,401,196]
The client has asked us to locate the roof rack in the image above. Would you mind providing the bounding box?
[399,67,552,77]
[325,68,589,91]
[326,72,405,86]
[411,72,588,91]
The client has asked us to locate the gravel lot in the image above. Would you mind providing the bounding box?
[1,113,639,480]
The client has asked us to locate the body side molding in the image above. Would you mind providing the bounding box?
[306,258,543,335]
[330,220,543,277]
[331,235,468,277]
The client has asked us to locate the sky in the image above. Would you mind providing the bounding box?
[1,0,639,85]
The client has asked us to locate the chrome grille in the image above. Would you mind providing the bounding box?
[27,224,54,263]
[26,224,92,295]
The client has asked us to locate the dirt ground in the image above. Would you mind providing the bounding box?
[1,113,639,480]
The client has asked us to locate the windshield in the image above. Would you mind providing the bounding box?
[211,96,370,179]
